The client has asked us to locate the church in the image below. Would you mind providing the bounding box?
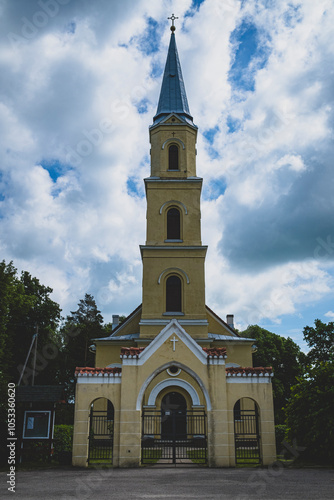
[72,18,276,468]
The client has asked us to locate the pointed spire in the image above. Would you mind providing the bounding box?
[153,19,193,125]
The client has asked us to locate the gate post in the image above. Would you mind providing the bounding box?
[207,364,230,467]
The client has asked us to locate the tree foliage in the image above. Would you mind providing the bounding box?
[241,325,305,423]
[303,318,334,364]
[59,293,105,398]
[285,319,334,463]
[0,260,61,385]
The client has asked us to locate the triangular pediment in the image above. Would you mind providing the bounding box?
[122,319,208,366]
[164,113,184,124]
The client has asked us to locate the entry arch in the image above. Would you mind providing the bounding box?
[136,361,212,411]
[88,397,114,465]
[233,397,261,465]
[147,378,201,407]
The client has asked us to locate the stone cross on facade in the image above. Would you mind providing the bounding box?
[170,335,179,351]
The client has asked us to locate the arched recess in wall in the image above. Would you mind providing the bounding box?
[168,144,179,170]
[162,138,185,150]
[167,207,181,239]
[158,267,190,284]
[136,361,212,410]
[159,200,188,215]
[147,379,201,406]
[233,397,261,465]
[166,275,182,312]
[88,397,114,465]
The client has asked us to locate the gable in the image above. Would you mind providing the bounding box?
[121,319,209,366]
[206,306,238,337]
[109,305,142,338]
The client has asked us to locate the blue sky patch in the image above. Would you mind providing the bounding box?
[283,4,303,27]
[66,22,76,34]
[135,98,149,114]
[227,115,241,133]
[40,159,70,182]
[203,178,227,200]
[191,0,206,9]
[229,20,270,92]
[150,59,163,79]
[127,176,144,198]
[136,17,161,55]
[185,0,206,18]
[203,125,219,145]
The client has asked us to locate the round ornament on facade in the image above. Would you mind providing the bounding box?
[167,366,181,376]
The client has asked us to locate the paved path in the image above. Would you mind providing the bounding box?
[1,466,333,499]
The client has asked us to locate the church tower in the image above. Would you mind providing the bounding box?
[72,17,276,469]
[140,22,208,338]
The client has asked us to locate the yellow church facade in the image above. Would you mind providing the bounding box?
[72,22,276,468]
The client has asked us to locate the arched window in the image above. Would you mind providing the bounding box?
[166,275,182,312]
[167,207,180,239]
[168,145,179,170]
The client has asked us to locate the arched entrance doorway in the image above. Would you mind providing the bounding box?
[88,398,114,465]
[234,397,261,465]
[141,388,207,465]
[161,391,187,439]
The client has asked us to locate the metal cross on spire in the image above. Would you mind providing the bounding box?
[168,13,178,32]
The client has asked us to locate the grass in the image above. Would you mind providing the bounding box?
[142,449,162,464]
[186,450,207,464]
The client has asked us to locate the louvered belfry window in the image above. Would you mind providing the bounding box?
[169,144,179,170]
[167,208,180,239]
[166,275,182,312]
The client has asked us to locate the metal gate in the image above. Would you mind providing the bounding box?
[141,409,207,465]
[88,409,114,465]
[234,408,261,465]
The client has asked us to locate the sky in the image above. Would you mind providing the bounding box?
[0,0,333,351]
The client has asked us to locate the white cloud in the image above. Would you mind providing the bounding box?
[0,0,333,345]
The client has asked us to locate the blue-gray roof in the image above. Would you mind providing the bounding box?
[153,32,193,124]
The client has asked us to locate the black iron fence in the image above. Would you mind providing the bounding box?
[234,409,261,465]
[88,409,114,464]
[141,409,207,464]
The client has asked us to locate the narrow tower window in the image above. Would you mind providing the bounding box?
[167,208,180,239]
[168,144,179,170]
[166,275,182,312]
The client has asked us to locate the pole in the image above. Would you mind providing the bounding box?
[32,326,38,386]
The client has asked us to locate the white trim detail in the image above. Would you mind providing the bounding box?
[167,367,181,376]
[139,319,208,326]
[129,320,208,366]
[158,268,190,284]
[162,138,185,150]
[136,360,212,411]
[227,378,271,384]
[76,377,121,384]
[159,200,188,214]
[147,379,200,406]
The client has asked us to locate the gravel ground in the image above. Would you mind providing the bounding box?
[1,466,334,500]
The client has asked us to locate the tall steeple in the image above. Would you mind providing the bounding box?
[153,16,193,125]
[140,15,207,339]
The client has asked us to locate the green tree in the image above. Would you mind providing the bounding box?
[0,261,61,385]
[241,325,305,423]
[59,294,104,397]
[0,261,62,465]
[285,319,334,463]
[285,362,334,463]
[0,260,19,380]
[303,318,334,364]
